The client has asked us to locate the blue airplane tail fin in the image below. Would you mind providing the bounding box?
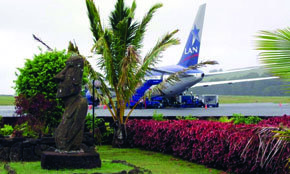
[178,4,206,67]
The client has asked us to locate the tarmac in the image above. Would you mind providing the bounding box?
[1,103,289,117]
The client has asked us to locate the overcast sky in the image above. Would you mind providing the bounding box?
[0,0,289,95]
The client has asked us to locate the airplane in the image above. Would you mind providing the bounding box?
[87,3,278,107]
[147,3,207,97]
[144,3,278,98]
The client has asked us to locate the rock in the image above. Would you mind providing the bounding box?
[46,147,56,152]
[9,142,22,161]
[23,147,38,161]
[41,151,101,169]
[34,144,42,157]
[87,146,96,153]
[0,146,10,161]
[40,144,49,151]
[40,138,55,145]
[80,143,88,152]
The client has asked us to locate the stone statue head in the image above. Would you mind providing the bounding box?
[55,55,84,98]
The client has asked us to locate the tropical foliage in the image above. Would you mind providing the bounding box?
[14,47,89,132]
[127,116,290,174]
[256,27,290,92]
[85,0,215,146]
[14,51,69,130]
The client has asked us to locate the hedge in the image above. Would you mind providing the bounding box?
[127,116,290,174]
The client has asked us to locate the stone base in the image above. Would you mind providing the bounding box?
[41,151,101,169]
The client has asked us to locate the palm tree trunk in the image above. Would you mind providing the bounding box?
[112,109,127,147]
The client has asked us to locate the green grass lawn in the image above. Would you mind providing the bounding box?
[98,145,224,174]
[219,95,290,104]
[1,160,133,174]
[1,145,225,174]
[0,95,14,105]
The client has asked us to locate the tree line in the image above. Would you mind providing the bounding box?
[190,72,290,96]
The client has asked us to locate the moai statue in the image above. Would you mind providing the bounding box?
[54,55,88,151]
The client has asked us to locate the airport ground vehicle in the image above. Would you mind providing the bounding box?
[86,79,218,109]
[200,95,219,107]
[127,79,212,109]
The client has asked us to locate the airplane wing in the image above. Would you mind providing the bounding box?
[204,66,260,76]
[149,68,175,74]
[193,76,279,87]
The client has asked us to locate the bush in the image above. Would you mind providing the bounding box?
[231,113,262,125]
[12,121,39,138]
[127,116,290,174]
[258,115,290,127]
[218,116,231,123]
[14,50,70,98]
[176,115,198,120]
[85,113,104,132]
[245,116,262,124]
[15,93,61,130]
[231,113,246,124]
[14,50,70,130]
[0,124,14,136]
[14,50,89,133]
[152,111,165,121]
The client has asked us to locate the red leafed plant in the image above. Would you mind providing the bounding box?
[127,116,290,174]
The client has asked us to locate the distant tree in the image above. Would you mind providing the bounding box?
[256,27,290,92]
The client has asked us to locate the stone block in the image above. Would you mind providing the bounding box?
[0,146,10,161]
[23,147,39,161]
[41,151,101,170]
[40,138,55,145]
[9,142,22,161]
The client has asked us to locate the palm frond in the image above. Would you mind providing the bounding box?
[241,127,289,169]
[132,30,180,94]
[109,0,129,31]
[256,27,290,92]
[86,0,103,43]
[131,3,163,50]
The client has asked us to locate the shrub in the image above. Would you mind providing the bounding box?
[127,116,290,174]
[14,50,70,98]
[231,113,246,124]
[258,115,290,127]
[14,51,70,130]
[245,116,262,124]
[85,113,104,131]
[184,114,198,120]
[231,113,262,125]
[0,124,14,136]
[15,93,61,130]
[218,116,231,123]
[152,111,165,121]
[14,50,88,132]
[176,115,198,120]
[12,121,39,138]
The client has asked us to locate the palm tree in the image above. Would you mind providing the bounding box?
[85,0,216,147]
[256,27,290,92]
[255,27,290,170]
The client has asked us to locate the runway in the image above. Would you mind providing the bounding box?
[1,103,289,117]
[91,103,290,117]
